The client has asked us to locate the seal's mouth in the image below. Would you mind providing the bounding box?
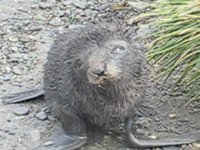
[87,68,107,85]
[87,61,120,85]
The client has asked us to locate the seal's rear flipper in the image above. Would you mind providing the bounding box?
[1,87,44,105]
[34,127,87,150]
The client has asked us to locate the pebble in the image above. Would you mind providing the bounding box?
[30,130,41,142]
[3,74,12,81]
[8,36,18,42]
[62,0,74,6]
[49,17,64,27]
[72,0,88,9]
[44,141,55,146]
[38,2,52,9]
[68,24,85,29]
[12,67,22,75]
[28,26,43,32]
[10,106,30,116]
[35,111,48,120]
[8,53,28,62]
[84,9,93,16]
[75,9,85,16]
[135,117,151,125]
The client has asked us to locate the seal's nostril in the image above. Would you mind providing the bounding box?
[92,69,105,76]
[90,62,106,76]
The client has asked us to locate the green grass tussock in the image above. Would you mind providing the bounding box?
[142,0,200,102]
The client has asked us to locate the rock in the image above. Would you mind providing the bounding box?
[49,17,64,27]
[44,141,55,146]
[12,67,22,75]
[75,9,85,16]
[62,0,73,6]
[28,26,43,32]
[4,66,11,73]
[30,130,41,142]
[84,9,93,17]
[58,11,66,17]
[96,3,109,11]
[3,74,12,81]
[35,111,48,121]
[10,106,30,116]
[38,3,52,9]
[87,1,94,6]
[68,24,85,29]
[8,36,18,42]
[135,117,151,125]
[8,53,28,62]
[72,0,88,9]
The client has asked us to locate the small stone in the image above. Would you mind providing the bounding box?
[62,0,73,6]
[9,36,18,42]
[73,0,88,9]
[35,111,48,121]
[84,9,93,16]
[97,13,107,18]
[0,30,5,35]
[68,24,85,29]
[96,3,109,11]
[58,11,66,17]
[169,113,176,118]
[30,130,41,142]
[10,106,30,116]
[5,66,11,73]
[3,74,12,81]
[75,9,85,16]
[28,26,42,32]
[38,3,52,9]
[136,129,149,135]
[12,67,22,75]
[154,117,160,122]
[8,53,28,62]
[44,141,55,146]
[87,1,94,6]
[136,117,151,125]
[49,17,64,27]
[11,46,18,52]
[148,135,157,139]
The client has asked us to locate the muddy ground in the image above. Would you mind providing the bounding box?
[0,0,200,150]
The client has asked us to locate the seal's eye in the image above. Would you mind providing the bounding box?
[75,59,83,69]
[111,46,125,55]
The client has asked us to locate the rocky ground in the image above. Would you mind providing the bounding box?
[0,0,200,150]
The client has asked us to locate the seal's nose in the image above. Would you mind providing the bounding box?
[91,62,106,76]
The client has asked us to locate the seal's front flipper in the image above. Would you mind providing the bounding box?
[34,127,87,150]
[1,87,44,105]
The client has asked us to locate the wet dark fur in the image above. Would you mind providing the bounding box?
[44,22,146,132]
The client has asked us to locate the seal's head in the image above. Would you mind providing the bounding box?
[70,23,144,86]
[87,39,128,85]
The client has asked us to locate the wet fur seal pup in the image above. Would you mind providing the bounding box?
[2,22,199,149]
